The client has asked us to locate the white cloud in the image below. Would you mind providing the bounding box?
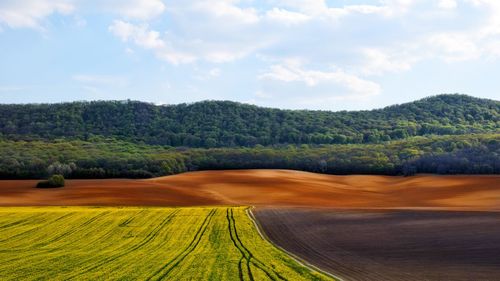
[482,40,500,59]
[0,0,74,29]
[409,0,500,63]
[427,33,481,62]
[380,0,416,16]
[357,32,480,74]
[273,0,327,16]
[106,1,424,68]
[108,16,270,64]
[203,49,251,63]
[103,0,165,20]
[259,61,381,99]
[265,8,310,25]
[108,20,135,41]
[360,48,416,75]
[438,0,458,9]
[0,0,166,30]
[156,50,197,65]
[271,0,415,19]
[468,1,500,37]
[109,20,164,49]
[109,20,196,64]
[7,0,495,108]
[353,0,500,74]
[190,1,260,25]
[343,5,386,15]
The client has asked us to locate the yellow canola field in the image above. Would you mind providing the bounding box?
[0,207,332,280]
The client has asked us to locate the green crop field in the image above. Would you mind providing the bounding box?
[0,207,332,280]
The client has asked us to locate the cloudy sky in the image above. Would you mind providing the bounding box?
[0,0,499,110]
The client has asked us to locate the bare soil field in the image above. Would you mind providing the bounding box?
[0,170,499,210]
[254,208,500,281]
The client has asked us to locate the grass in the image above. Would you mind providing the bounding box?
[0,207,333,280]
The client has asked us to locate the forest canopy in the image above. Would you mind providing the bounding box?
[0,94,498,147]
[0,94,498,178]
[0,134,498,179]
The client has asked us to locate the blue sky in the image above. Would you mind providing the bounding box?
[0,0,499,110]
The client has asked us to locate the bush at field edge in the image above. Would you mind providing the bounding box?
[36,174,65,188]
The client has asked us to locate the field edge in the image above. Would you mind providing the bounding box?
[0,205,340,280]
[247,207,343,281]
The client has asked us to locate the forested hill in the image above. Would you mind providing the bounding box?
[0,94,498,147]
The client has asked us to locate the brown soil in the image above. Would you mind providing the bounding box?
[0,170,498,210]
[254,208,500,281]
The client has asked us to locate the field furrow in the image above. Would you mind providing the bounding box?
[147,209,216,280]
[0,207,333,281]
[67,210,180,279]
[227,208,286,281]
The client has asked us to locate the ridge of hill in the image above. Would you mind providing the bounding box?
[0,94,498,147]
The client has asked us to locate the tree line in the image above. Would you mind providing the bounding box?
[0,94,498,148]
[0,134,497,179]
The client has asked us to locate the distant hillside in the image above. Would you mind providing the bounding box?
[0,94,498,147]
[0,134,498,179]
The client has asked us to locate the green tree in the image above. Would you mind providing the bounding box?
[36,174,65,188]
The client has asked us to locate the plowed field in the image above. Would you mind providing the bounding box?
[254,208,500,281]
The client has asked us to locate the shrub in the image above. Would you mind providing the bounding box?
[36,174,65,188]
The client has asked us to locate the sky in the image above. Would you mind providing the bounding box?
[0,0,500,110]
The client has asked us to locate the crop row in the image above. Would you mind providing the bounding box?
[0,207,332,280]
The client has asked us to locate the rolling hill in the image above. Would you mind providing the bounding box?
[0,94,498,147]
[0,94,498,178]
[1,170,499,210]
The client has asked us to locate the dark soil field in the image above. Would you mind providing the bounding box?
[254,208,500,281]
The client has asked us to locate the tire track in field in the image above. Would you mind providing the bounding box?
[147,209,216,281]
[226,208,287,281]
[237,256,245,281]
[227,208,253,281]
[232,208,288,281]
[0,211,113,275]
[0,212,74,244]
[67,210,180,279]
[228,208,278,280]
[11,210,147,280]
[118,215,136,227]
[0,211,114,279]
[0,212,77,248]
[0,212,48,230]
[33,211,112,249]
